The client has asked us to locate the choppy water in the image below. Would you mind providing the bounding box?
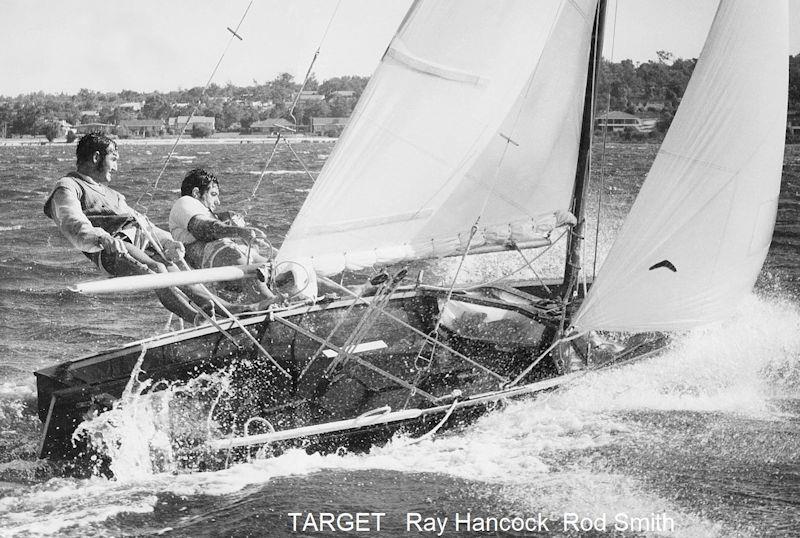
[0,140,798,537]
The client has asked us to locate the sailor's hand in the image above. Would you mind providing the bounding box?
[229,213,247,227]
[162,239,185,262]
[98,233,127,255]
[237,226,267,242]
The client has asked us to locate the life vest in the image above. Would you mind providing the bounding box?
[43,172,141,250]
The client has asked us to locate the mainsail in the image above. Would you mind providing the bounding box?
[277,0,598,276]
[574,0,789,332]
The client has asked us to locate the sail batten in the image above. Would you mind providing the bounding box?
[574,0,789,332]
[385,43,487,85]
[277,0,598,276]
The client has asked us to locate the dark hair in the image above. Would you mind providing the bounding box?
[76,132,116,165]
[181,168,219,196]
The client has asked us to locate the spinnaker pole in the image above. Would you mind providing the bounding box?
[562,0,607,299]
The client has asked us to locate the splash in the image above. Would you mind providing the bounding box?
[73,365,234,481]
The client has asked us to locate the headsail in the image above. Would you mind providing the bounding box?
[277,0,598,276]
[574,0,789,332]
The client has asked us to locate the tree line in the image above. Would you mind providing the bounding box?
[0,73,368,139]
[1,52,799,140]
[598,51,800,136]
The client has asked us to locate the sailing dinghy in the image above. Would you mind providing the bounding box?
[35,0,788,466]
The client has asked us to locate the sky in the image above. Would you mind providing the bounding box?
[1,0,799,97]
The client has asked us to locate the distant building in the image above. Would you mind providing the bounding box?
[56,120,74,137]
[297,90,325,102]
[75,123,115,135]
[643,100,666,111]
[167,115,215,132]
[250,118,295,135]
[119,101,144,112]
[118,119,165,137]
[788,111,800,138]
[79,110,100,121]
[595,111,656,133]
[310,117,349,136]
[330,90,356,98]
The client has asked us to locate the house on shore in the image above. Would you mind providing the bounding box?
[250,118,295,135]
[595,111,657,133]
[788,110,800,139]
[167,116,215,133]
[310,117,349,137]
[297,91,325,103]
[118,119,165,137]
[75,123,115,135]
[119,102,144,113]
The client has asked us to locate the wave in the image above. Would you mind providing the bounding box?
[1,295,796,536]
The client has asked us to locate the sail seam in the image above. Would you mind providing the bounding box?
[385,43,486,85]
[656,148,737,174]
[565,0,590,21]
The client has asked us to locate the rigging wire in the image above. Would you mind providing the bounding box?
[404,135,519,408]
[135,0,254,213]
[461,228,569,291]
[592,0,619,278]
[246,0,343,208]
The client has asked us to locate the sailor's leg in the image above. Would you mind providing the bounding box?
[137,247,276,315]
[205,243,275,300]
[99,247,202,322]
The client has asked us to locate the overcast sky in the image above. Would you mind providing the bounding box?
[1,0,798,97]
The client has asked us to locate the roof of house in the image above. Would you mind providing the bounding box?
[311,117,348,126]
[251,118,293,128]
[168,116,215,125]
[596,111,641,121]
[119,119,164,128]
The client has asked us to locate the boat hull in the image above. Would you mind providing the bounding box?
[34,284,589,464]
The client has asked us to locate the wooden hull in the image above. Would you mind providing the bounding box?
[34,283,595,464]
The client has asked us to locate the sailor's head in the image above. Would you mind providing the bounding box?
[181,168,220,212]
[76,132,118,183]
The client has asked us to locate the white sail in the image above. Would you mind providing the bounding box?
[277,0,598,276]
[574,0,789,332]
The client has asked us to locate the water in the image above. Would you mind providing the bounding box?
[0,140,798,536]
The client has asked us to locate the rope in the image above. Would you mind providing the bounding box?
[317,276,507,382]
[405,394,461,445]
[462,228,569,291]
[506,331,586,388]
[403,132,521,407]
[135,1,254,212]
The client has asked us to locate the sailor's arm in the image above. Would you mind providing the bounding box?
[49,187,126,254]
[120,201,184,261]
[187,214,264,242]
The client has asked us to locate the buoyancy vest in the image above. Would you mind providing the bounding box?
[43,172,138,239]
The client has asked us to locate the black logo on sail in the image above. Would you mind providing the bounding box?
[649,260,677,272]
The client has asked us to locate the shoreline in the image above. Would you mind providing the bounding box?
[0,135,338,147]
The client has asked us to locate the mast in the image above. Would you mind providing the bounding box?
[562,0,607,298]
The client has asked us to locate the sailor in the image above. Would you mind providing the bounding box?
[44,132,265,322]
[168,168,282,300]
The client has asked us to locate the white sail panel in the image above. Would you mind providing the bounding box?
[424,0,596,238]
[278,0,597,275]
[574,0,789,332]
